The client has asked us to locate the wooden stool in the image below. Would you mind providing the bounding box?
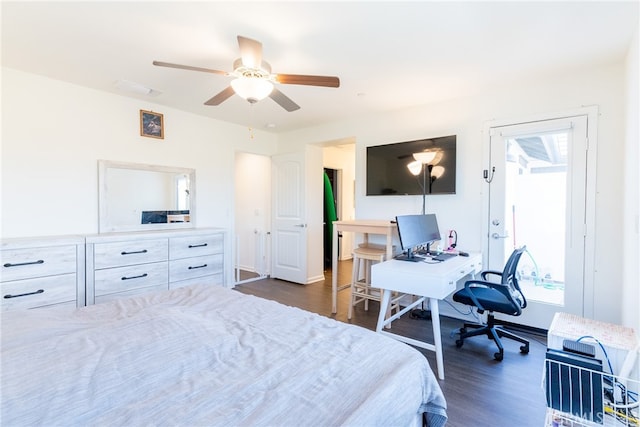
[348,246,402,323]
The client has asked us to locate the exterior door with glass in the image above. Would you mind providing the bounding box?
[486,113,593,330]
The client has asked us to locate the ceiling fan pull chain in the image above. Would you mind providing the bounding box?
[248,102,255,140]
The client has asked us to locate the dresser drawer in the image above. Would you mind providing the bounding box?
[93,239,168,269]
[94,262,168,296]
[1,274,77,311]
[1,245,78,282]
[169,234,223,260]
[169,254,222,283]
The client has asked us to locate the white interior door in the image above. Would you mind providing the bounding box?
[271,152,308,283]
[487,115,590,329]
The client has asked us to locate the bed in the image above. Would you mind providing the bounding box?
[1,284,447,426]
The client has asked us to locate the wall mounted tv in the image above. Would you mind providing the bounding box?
[366,135,456,196]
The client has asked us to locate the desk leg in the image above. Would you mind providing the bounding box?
[331,224,339,313]
[376,290,391,333]
[429,297,445,380]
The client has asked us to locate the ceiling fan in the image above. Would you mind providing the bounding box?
[153,35,340,112]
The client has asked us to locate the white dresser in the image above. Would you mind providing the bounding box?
[0,236,86,311]
[86,228,226,304]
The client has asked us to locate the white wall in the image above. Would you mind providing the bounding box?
[1,67,279,287]
[623,25,640,333]
[305,144,325,283]
[279,62,631,326]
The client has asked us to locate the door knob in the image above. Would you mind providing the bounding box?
[491,232,509,239]
[294,224,307,228]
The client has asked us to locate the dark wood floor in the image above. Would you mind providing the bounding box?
[234,261,549,427]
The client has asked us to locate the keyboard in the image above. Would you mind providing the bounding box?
[430,253,458,262]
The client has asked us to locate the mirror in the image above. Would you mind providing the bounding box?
[98,160,195,233]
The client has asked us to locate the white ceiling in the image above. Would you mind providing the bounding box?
[2,1,638,133]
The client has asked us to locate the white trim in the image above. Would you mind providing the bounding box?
[498,121,573,138]
[582,106,599,319]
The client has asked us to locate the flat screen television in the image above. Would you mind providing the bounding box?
[395,214,441,261]
[366,135,456,196]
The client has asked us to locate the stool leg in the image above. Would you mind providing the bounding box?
[364,259,370,311]
[348,256,359,320]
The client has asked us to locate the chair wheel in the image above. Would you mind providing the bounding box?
[455,339,464,348]
[459,327,467,335]
[520,344,530,354]
[494,351,504,361]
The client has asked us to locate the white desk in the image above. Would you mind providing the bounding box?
[331,220,396,313]
[371,253,482,380]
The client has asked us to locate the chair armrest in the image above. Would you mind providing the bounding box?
[480,270,503,281]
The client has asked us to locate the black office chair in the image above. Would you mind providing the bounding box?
[452,246,530,361]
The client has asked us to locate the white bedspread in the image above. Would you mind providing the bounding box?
[1,284,446,426]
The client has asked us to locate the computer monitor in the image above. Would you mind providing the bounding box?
[395,214,441,261]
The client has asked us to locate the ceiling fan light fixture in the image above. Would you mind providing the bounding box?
[154,35,338,111]
[230,77,274,103]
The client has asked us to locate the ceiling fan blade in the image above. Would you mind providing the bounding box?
[269,88,300,112]
[237,35,262,69]
[204,86,235,106]
[275,73,340,88]
[153,61,228,76]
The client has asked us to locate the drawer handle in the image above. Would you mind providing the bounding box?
[3,259,44,268]
[4,289,45,299]
[121,249,148,255]
[188,264,208,270]
[121,273,148,281]
[188,243,208,248]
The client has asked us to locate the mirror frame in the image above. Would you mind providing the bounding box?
[98,160,196,233]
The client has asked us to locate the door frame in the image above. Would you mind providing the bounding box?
[481,106,599,319]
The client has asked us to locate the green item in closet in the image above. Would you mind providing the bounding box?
[324,172,337,248]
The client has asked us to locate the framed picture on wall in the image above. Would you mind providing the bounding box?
[140,110,164,139]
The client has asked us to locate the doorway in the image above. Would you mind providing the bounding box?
[234,152,271,284]
[485,110,596,329]
[322,142,356,265]
[324,168,339,268]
